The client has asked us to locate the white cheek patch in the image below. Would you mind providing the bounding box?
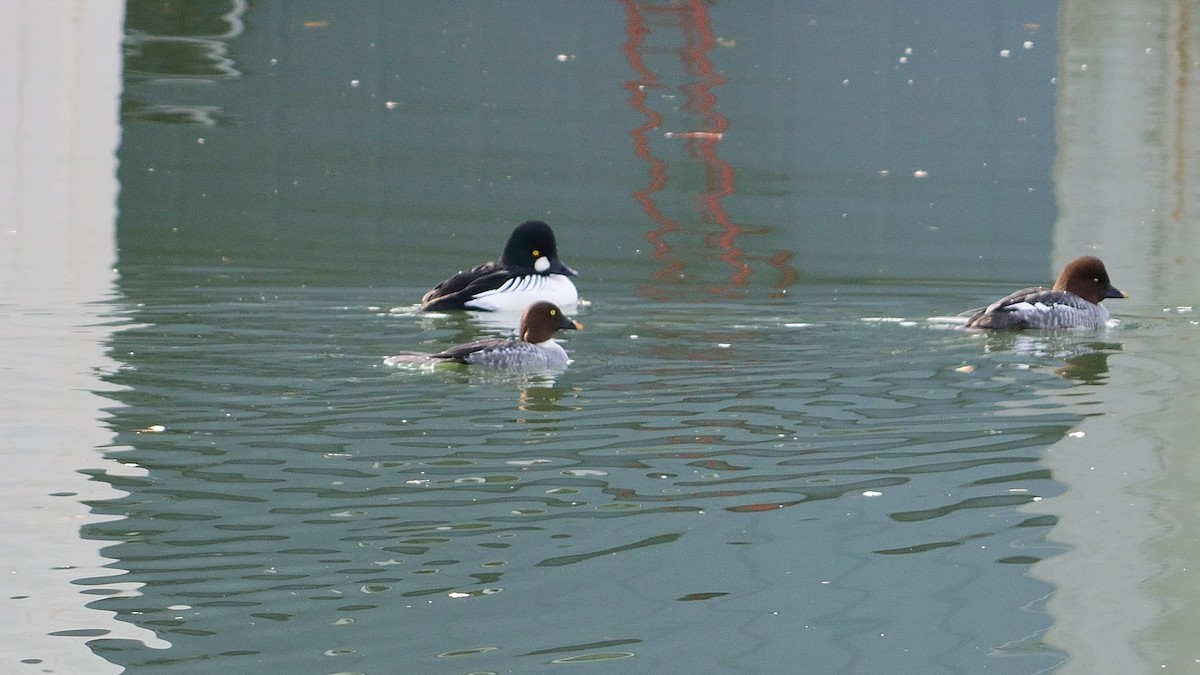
[534,256,550,273]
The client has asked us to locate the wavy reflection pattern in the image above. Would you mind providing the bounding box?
[81,280,1080,670]
[122,0,246,125]
[621,0,797,300]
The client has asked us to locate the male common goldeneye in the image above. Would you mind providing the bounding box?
[419,220,579,312]
[964,256,1127,330]
[385,301,582,370]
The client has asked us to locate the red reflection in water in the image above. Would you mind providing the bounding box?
[726,500,804,513]
[620,0,797,300]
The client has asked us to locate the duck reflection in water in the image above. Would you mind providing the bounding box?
[978,331,1122,384]
[1055,347,1119,383]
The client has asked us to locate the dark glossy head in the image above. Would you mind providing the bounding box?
[1054,256,1127,303]
[500,220,577,276]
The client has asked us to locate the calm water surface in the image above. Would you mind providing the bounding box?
[6,1,1200,674]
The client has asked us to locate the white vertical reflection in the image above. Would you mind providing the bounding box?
[1036,1,1200,672]
[0,0,170,670]
[1053,0,1200,298]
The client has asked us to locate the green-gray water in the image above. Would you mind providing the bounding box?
[4,2,1200,673]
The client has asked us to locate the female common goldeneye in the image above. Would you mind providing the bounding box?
[386,301,582,370]
[964,256,1127,330]
[419,220,579,312]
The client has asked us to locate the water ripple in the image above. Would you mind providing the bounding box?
[82,282,1096,671]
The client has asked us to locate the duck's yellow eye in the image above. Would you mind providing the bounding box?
[550,309,557,316]
[532,249,540,257]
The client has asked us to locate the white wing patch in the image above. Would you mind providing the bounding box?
[466,274,579,312]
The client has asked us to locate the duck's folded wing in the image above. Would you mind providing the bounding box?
[431,338,508,363]
[968,286,1102,329]
[985,287,1089,314]
[966,286,1045,328]
[420,262,507,309]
